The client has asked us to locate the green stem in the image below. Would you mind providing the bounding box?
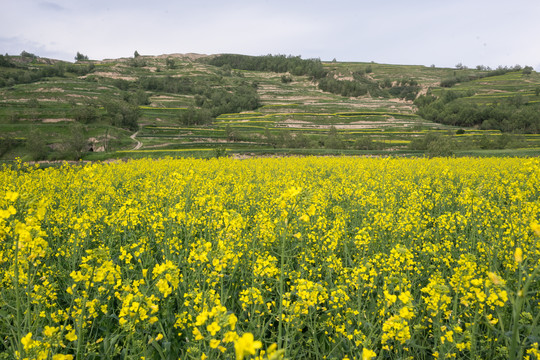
[277,227,286,350]
[509,265,524,360]
[76,265,96,360]
[14,236,23,357]
[470,306,481,359]
[76,295,88,360]
[511,263,540,360]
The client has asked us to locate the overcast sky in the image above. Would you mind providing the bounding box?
[2,0,540,70]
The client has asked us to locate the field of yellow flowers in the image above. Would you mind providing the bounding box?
[1,157,539,360]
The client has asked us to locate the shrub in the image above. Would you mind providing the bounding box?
[0,134,18,157]
[21,50,37,59]
[426,136,455,157]
[353,136,381,150]
[166,58,176,69]
[281,75,293,83]
[102,100,140,131]
[26,128,50,160]
[58,123,87,159]
[522,66,533,75]
[129,58,147,67]
[178,107,213,126]
[440,77,459,88]
[0,55,16,67]
[409,133,456,156]
[73,105,99,124]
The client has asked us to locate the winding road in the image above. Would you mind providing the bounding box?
[130,131,142,150]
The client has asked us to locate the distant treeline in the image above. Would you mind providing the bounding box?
[415,91,540,133]
[319,73,420,100]
[205,54,421,101]
[128,76,260,123]
[0,55,17,68]
[0,55,94,87]
[440,65,534,87]
[318,76,382,98]
[203,54,327,79]
[195,84,260,117]
[173,83,259,126]
[175,83,260,125]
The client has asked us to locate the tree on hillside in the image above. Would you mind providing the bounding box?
[166,58,176,69]
[26,128,50,160]
[134,50,140,58]
[523,66,533,75]
[102,100,140,131]
[0,55,16,68]
[75,52,89,61]
[20,51,37,59]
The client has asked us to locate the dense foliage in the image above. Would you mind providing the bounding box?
[441,67,532,88]
[1,157,539,359]
[195,84,260,118]
[135,76,260,121]
[318,76,382,98]
[204,54,327,79]
[318,74,420,100]
[0,57,94,88]
[0,55,17,68]
[415,91,540,133]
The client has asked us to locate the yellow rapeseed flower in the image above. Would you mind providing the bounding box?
[362,348,377,360]
[21,332,33,351]
[52,355,74,360]
[4,191,19,202]
[207,321,221,336]
[209,339,221,349]
[515,247,523,263]
[65,330,77,342]
[531,223,540,237]
[235,332,262,360]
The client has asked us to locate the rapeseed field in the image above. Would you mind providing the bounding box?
[1,157,539,360]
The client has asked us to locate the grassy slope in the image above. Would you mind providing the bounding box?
[1,55,540,162]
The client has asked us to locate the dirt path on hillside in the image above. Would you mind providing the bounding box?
[131,131,142,150]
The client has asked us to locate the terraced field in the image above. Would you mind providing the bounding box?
[1,54,540,161]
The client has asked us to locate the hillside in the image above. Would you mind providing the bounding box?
[1,52,540,162]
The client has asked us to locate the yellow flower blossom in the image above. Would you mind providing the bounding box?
[362,348,377,360]
[235,332,262,360]
[515,247,523,263]
[2,156,540,359]
[21,332,33,351]
[531,223,540,237]
[210,339,221,348]
[65,330,77,342]
[52,355,74,360]
[207,321,221,336]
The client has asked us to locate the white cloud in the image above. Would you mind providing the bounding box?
[1,0,539,68]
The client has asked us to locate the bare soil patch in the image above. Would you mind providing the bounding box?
[36,87,65,93]
[144,142,175,149]
[42,118,74,123]
[81,72,137,81]
[278,119,313,125]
